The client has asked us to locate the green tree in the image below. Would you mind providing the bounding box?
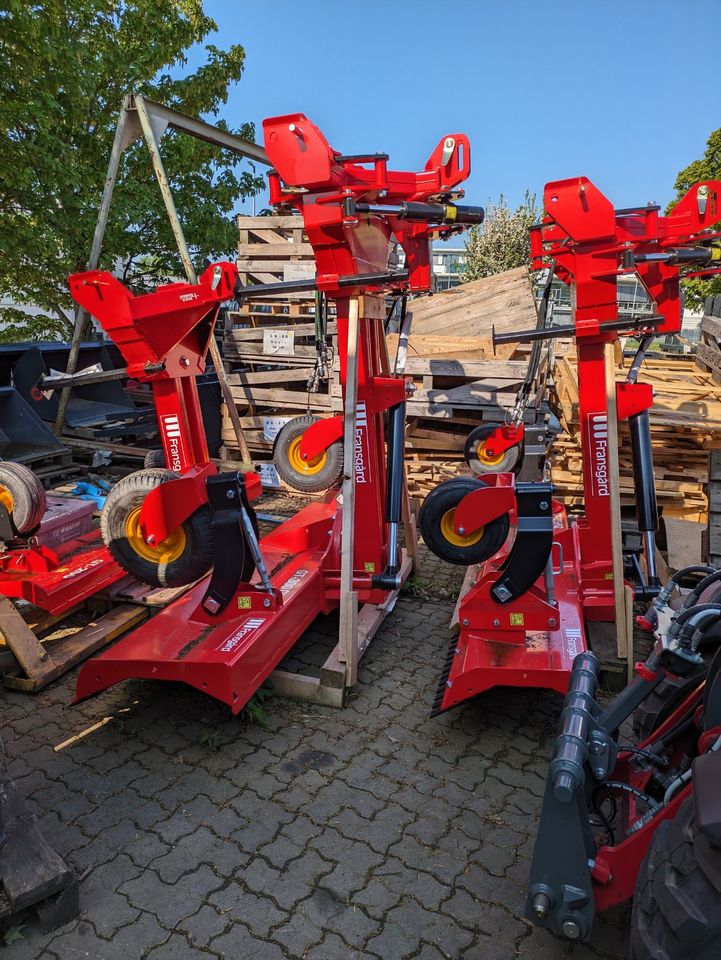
[672,127,721,311]
[461,191,539,282]
[0,0,262,342]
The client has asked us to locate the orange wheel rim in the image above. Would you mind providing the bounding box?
[288,436,327,476]
[125,507,186,564]
[476,441,505,466]
[0,484,13,516]
[439,508,484,547]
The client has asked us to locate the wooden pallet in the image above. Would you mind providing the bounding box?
[550,345,721,522]
[0,578,195,692]
[0,599,148,692]
[236,214,315,291]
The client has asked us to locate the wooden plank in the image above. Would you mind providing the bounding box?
[266,669,344,707]
[604,343,628,661]
[0,597,56,680]
[338,296,360,687]
[407,267,537,336]
[450,564,478,636]
[236,243,314,258]
[4,604,148,692]
[237,214,305,231]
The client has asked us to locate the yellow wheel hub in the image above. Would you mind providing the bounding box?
[476,441,505,466]
[440,508,484,548]
[0,484,14,516]
[287,436,327,476]
[125,507,186,564]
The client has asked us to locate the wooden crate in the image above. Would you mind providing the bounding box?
[236,214,315,292]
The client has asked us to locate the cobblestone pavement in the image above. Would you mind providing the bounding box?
[1,524,630,959]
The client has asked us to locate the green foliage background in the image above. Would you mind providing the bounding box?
[0,0,262,341]
[461,192,539,281]
[672,128,721,311]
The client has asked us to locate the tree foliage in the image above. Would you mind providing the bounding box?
[461,191,539,282]
[0,0,262,341]
[672,127,721,311]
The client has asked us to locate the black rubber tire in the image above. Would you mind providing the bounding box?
[464,423,521,476]
[633,670,706,743]
[273,415,343,493]
[143,449,166,469]
[419,477,510,566]
[631,796,721,960]
[101,469,214,588]
[0,461,47,534]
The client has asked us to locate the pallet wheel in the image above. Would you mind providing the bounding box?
[101,469,214,588]
[464,423,521,476]
[273,415,343,493]
[0,461,47,534]
[419,477,510,566]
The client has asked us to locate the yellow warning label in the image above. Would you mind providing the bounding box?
[237,596,251,609]
[604,573,614,580]
[365,561,376,573]
[510,612,524,626]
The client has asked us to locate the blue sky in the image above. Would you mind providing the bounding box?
[193,0,719,215]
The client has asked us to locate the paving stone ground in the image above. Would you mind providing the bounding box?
[1,498,630,960]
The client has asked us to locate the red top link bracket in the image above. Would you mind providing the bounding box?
[262,113,477,293]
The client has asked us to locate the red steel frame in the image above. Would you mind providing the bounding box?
[436,178,721,713]
[68,113,475,712]
[0,529,125,616]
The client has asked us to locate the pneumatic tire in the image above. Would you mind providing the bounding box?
[419,477,510,566]
[273,415,343,493]
[143,449,166,468]
[101,469,214,588]
[0,461,47,534]
[464,423,521,476]
[631,796,721,960]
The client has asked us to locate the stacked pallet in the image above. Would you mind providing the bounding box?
[222,220,547,489]
[549,349,721,521]
[221,329,546,492]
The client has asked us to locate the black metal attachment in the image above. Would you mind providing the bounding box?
[201,472,258,615]
[0,773,79,933]
[429,638,458,719]
[349,198,484,226]
[492,315,662,348]
[490,481,555,603]
[234,269,409,301]
[334,152,389,163]
[373,398,406,590]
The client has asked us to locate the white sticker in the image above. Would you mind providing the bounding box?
[263,417,293,442]
[218,617,266,653]
[263,329,295,356]
[257,463,281,488]
[283,262,316,282]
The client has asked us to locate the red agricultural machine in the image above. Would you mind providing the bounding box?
[420,177,721,713]
[67,113,483,712]
[413,176,721,956]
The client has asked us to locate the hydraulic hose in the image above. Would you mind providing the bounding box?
[639,564,716,629]
[668,603,721,640]
[679,568,721,611]
[626,335,655,384]
[663,730,721,805]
